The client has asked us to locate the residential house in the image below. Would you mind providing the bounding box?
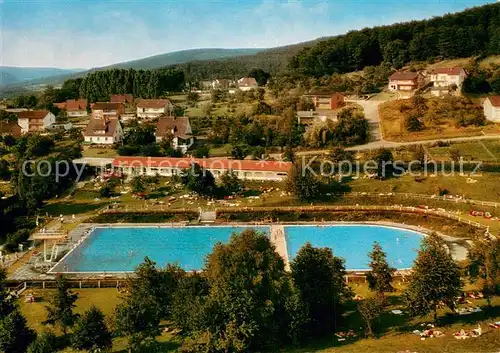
[297,110,338,126]
[237,77,258,91]
[15,110,56,133]
[429,67,468,97]
[83,117,123,145]
[113,156,292,181]
[304,92,345,110]
[136,99,172,119]
[155,117,194,153]
[388,71,425,91]
[110,94,134,104]
[212,79,233,90]
[0,120,22,137]
[483,96,500,122]
[66,99,88,117]
[91,102,124,119]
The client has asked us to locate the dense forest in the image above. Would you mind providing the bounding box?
[169,3,500,81]
[69,68,185,102]
[290,3,500,77]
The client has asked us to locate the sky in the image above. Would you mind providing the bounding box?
[0,0,496,69]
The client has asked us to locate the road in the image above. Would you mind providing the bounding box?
[295,98,500,156]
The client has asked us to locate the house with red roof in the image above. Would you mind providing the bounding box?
[136,99,172,119]
[112,156,292,181]
[429,67,468,96]
[66,99,88,117]
[91,102,124,120]
[83,117,123,145]
[110,94,134,104]
[155,117,194,153]
[483,96,500,122]
[15,110,56,133]
[0,120,22,137]
[237,77,258,91]
[388,71,425,92]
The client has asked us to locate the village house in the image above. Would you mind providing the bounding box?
[112,156,292,181]
[0,120,22,137]
[91,102,124,119]
[297,110,338,126]
[83,117,123,145]
[110,94,134,104]
[15,110,56,133]
[237,77,258,91]
[388,71,425,92]
[304,92,345,110]
[212,79,233,90]
[65,99,88,117]
[155,117,194,153]
[483,96,500,122]
[136,99,172,119]
[429,67,468,96]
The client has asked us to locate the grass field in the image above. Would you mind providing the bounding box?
[81,146,118,158]
[17,283,500,352]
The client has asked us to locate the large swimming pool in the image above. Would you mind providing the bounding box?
[53,224,423,272]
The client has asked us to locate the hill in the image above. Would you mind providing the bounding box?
[1,48,265,91]
[0,71,20,85]
[0,66,82,83]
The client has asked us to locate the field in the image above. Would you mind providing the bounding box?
[81,145,118,158]
[18,284,500,353]
[379,98,500,142]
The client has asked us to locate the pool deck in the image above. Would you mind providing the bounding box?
[7,221,470,281]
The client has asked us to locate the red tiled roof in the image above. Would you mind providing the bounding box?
[430,67,464,75]
[110,94,133,104]
[136,99,171,109]
[0,121,22,136]
[55,102,67,109]
[66,99,87,111]
[389,71,420,80]
[156,117,191,139]
[84,118,120,137]
[92,102,124,111]
[487,96,500,107]
[113,156,292,173]
[15,110,50,120]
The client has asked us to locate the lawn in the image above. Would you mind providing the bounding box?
[426,140,500,162]
[17,284,500,353]
[379,98,500,142]
[81,146,118,158]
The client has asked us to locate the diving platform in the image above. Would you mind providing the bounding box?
[270,225,290,271]
[31,231,69,263]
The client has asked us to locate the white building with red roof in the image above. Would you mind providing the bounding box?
[483,96,500,122]
[84,117,123,145]
[136,99,172,119]
[66,99,88,117]
[112,156,291,181]
[428,67,468,96]
[155,117,194,153]
[15,110,56,133]
[237,77,258,91]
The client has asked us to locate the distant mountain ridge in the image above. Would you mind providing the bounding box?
[0,66,83,84]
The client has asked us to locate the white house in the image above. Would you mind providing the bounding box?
[65,99,88,117]
[136,99,172,119]
[112,156,292,181]
[429,67,468,96]
[83,117,123,144]
[388,72,424,92]
[237,77,258,91]
[155,116,194,153]
[91,102,124,119]
[15,110,56,133]
[483,96,500,122]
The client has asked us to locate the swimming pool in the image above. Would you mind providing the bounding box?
[52,224,423,272]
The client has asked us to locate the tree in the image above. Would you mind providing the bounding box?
[181,163,216,196]
[130,176,146,194]
[231,145,247,160]
[285,162,320,201]
[27,331,58,353]
[373,148,394,178]
[0,309,36,353]
[467,238,500,308]
[191,145,210,158]
[248,68,271,86]
[219,170,243,194]
[358,297,384,337]
[404,233,462,322]
[187,91,200,105]
[44,274,79,334]
[291,243,353,337]
[329,146,354,163]
[180,229,304,352]
[72,306,112,352]
[366,242,396,297]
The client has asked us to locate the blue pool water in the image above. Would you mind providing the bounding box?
[55,225,423,272]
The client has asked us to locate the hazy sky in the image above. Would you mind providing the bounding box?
[0,0,495,69]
